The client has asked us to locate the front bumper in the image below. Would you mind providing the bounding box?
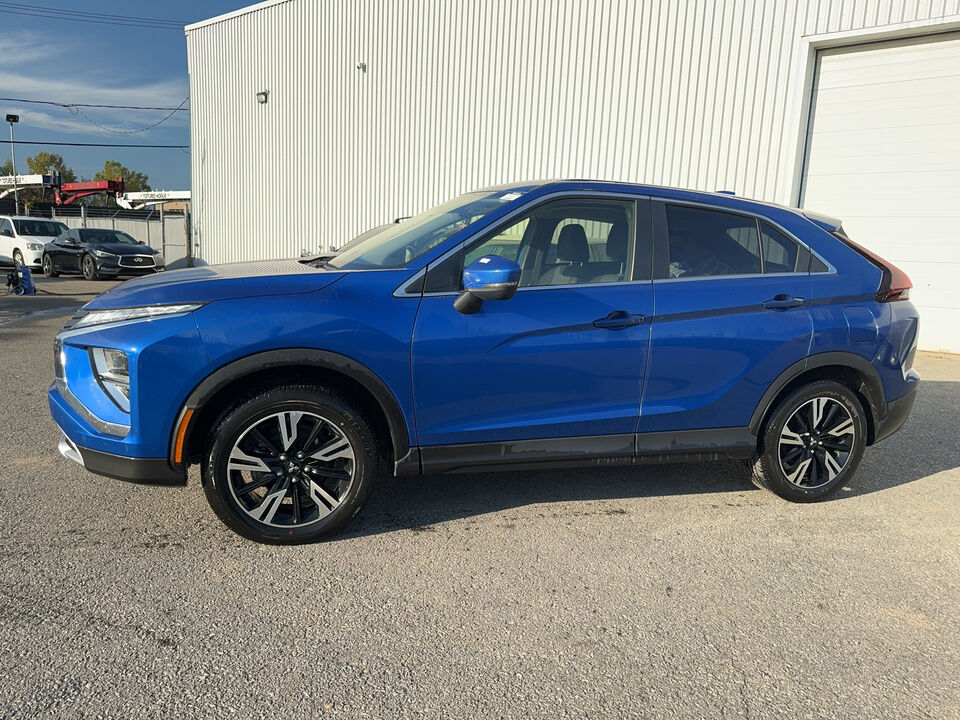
[57,432,185,485]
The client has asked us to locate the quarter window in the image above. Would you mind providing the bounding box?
[760,222,800,273]
[664,205,761,278]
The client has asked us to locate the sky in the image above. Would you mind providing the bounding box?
[0,1,253,190]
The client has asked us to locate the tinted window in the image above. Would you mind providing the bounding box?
[13,220,67,237]
[760,222,800,273]
[0,219,12,236]
[78,229,138,245]
[665,205,761,278]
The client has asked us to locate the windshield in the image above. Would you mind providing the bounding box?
[79,229,139,245]
[327,191,521,270]
[13,220,67,237]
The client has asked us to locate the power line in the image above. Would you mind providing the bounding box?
[9,140,189,149]
[70,97,190,134]
[0,96,189,112]
[0,2,186,30]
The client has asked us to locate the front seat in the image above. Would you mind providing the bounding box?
[538,224,590,285]
[590,220,628,282]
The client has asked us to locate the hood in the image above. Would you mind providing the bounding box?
[94,243,159,256]
[85,259,345,309]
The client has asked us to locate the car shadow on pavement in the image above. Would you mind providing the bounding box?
[346,379,959,537]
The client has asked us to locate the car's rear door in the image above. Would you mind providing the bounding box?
[639,200,814,438]
[411,194,653,469]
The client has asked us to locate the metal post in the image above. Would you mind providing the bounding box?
[7,119,19,215]
[81,204,87,228]
[184,208,193,267]
[160,204,166,257]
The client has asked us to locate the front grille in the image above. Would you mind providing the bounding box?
[119,255,156,268]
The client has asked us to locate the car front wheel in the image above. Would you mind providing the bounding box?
[42,254,59,278]
[201,384,381,543]
[81,254,100,280]
[750,380,867,502]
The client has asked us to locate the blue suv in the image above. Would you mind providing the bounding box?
[49,181,920,543]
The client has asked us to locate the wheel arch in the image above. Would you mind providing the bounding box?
[172,348,411,474]
[749,352,886,446]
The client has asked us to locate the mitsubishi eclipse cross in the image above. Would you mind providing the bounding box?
[49,181,919,543]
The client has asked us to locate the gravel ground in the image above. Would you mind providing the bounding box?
[0,312,957,719]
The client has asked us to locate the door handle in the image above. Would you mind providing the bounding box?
[762,294,804,310]
[593,310,646,329]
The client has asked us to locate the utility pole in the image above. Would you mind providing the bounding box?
[5,114,20,215]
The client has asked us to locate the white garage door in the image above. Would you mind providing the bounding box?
[801,31,960,353]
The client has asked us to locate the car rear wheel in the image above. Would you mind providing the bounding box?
[201,384,381,543]
[42,254,59,278]
[750,380,867,502]
[81,254,100,281]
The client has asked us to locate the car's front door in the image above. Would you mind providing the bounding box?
[639,201,814,437]
[411,195,654,468]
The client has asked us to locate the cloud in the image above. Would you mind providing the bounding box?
[0,30,188,136]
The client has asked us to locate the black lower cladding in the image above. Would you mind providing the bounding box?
[419,428,757,474]
[80,445,186,485]
[873,385,918,443]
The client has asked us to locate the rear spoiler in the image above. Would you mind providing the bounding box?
[801,209,843,233]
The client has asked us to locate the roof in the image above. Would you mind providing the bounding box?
[185,0,292,33]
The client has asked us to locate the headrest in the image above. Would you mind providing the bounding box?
[606,221,628,263]
[556,225,588,264]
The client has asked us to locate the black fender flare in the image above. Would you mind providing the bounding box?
[170,348,410,468]
[748,351,887,441]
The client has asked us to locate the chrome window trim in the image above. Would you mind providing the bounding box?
[655,197,837,276]
[418,191,652,296]
[653,271,808,285]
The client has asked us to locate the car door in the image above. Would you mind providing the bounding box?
[640,200,814,436]
[60,230,85,272]
[411,195,654,469]
[0,218,14,262]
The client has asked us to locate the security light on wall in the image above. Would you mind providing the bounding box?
[5,114,18,123]
[256,90,269,104]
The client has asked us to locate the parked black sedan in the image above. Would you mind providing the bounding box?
[42,228,166,280]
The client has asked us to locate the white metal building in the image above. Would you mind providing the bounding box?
[186,0,960,352]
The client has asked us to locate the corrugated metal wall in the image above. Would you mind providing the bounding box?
[186,0,960,264]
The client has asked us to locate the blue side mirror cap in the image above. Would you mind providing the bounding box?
[456,255,521,314]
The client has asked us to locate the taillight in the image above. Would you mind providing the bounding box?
[831,231,912,302]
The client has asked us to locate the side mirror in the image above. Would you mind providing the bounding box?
[137,240,146,245]
[0,229,12,238]
[454,255,521,314]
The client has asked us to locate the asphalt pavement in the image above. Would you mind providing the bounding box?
[0,309,957,719]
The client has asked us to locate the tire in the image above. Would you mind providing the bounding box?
[12,249,24,266]
[42,254,59,278]
[201,384,381,544]
[749,380,867,502]
[81,254,99,281]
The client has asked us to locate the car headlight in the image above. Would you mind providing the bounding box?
[72,303,204,329]
[27,243,43,251]
[154,254,166,266]
[90,347,130,412]
[93,249,116,258]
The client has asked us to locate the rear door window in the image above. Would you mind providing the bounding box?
[760,222,801,273]
[664,205,761,278]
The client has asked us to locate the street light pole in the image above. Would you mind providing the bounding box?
[5,114,20,215]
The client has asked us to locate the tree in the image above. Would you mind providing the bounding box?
[94,160,150,192]
[0,158,12,176]
[26,152,76,183]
